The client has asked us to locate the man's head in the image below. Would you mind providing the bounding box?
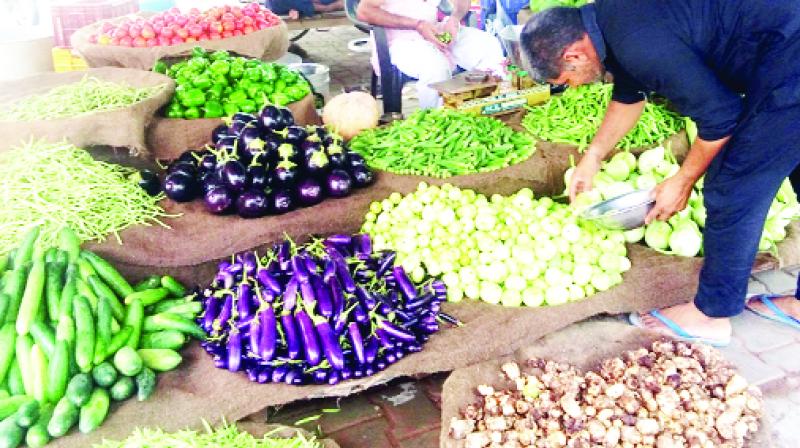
[519,7,604,86]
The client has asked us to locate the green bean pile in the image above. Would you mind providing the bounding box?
[521,83,685,151]
[94,423,324,448]
[0,77,165,121]
[0,140,169,254]
[349,108,536,178]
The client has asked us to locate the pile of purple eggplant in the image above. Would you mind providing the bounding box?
[160,104,375,218]
[197,233,459,385]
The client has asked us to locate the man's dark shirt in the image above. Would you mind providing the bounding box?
[582,0,800,140]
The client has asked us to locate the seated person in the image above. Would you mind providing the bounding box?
[266,0,344,20]
[357,0,505,108]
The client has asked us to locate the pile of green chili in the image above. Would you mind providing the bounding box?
[94,422,324,448]
[0,76,165,121]
[349,108,536,178]
[0,140,169,255]
[521,83,685,151]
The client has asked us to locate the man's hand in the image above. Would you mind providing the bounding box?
[568,152,603,202]
[416,20,448,50]
[645,173,695,224]
[442,16,460,45]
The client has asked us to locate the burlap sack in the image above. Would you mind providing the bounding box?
[71,13,289,70]
[439,320,773,447]
[147,94,322,160]
[0,68,174,156]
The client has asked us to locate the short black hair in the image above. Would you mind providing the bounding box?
[519,7,586,81]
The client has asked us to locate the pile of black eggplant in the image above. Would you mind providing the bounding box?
[197,233,459,385]
[160,105,375,218]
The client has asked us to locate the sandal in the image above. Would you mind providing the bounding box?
[745,294,800,330]
[628,310,731,347]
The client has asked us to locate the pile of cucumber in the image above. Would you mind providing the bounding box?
[0,227,204,448]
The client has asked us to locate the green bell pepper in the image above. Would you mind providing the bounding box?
[187,57,208,72]
[246,84,262,99]
[285,85,307,102]
[239,100,257,113]
[183,107,201,119]
[165,102,184,119]
[228,90,248,104]
[192,74,212,90]
[262,64,278,82]
[207,83,225,100]
[274,79,287,93]
[203,101,224,118]
[152,61,168,74]
[244,67,262,82]
[180,88,206,108]
[244,59,261,68]
[222,101,239,117]
[191,47,207,59]
[210,50,230,61]
[271,92,290,106]
[229,61,246,80]
[210,60,230,76]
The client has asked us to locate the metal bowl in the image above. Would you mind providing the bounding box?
[580,189,655,230]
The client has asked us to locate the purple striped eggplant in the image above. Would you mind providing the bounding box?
[257,269,282,294]
[313,277,334,318]
[291,255,311,283]
[227,330,242,372]
[280,312,302,360]
[376,328,394,348]
[242,252,258,276]
[236,283,253,320]
[375,251,396,278]
[282,277,298,311]
[296,309,321,366]
[355,234,372,257]
[258,306,277,361]
[325,234,352,247]
[304,256,318,275]
[299,279,316,308]
[315,318,344,370]
[392,266,417,300]
[348,322,366,364]
[213,293,234,332]
[322,260,336,283]
[249,309,262,356]
[202,296,220,332]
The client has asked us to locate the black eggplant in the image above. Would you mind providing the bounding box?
[258,105,286,131]
[198,153,217,173]
[168,160,197,177]
[300,140,322,158]
[236,189,270,218]
[347,152,367,169]
[274,160,299,187]
[164,171,199,202]
[326,140,347,168]
[177,151,198,164]
[221,160,248,192]
[270,189,295,214]
[283,126,308,145]
[238,126,262,150]
[216,135,238,154]
[304,150,330,177]
[201,173,225,193]
[278,107,295,128]
[136,169,161,196]
[351,165,375,188]
[325,169,353,198]
[204,186,234,215]
[247,165,269,190]
[296,178,324,206]
[277,143,298,163]
[211,124,229,144]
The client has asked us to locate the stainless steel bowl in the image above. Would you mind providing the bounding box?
[580,189,655,230]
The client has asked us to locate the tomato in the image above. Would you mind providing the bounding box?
[100,22,114,33]
[222,20,234,31]
[242,16,254,26]
[199,19,210,31]
[119,36,133,47]
[146,38,158,47]
[209,21,223,34]
[210,33,222,40]
[112,28,127,39]
[158,35,171,46]
[185,36,197,43]
[128,24,141,37]
[189,24,202,37]
[111,37,120,45]
[222,30,233,38]
[160,25,174,38]
[243,25,255,34]
[141,25,155,39]
[133,36,147,47]
[256,20,269,30]
[175,27,189,39]
[170,36,185,45]
[189,7,200,16]
[198,33,210,41]
[221,12,235,22]
[89,34,98,43]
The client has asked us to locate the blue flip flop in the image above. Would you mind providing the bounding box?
[745,294,800,330]
[628,310,731,347]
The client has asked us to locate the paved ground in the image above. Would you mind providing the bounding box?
[255,26,800,448]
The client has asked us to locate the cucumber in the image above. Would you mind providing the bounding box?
[160,275,186,297]
[73,295,95,373]
[0,397,31,420]
[113,347,143,377]
[47,396,79,438]
[65,373,93,407]
[24,403,53,448]
[5,364,22,398]
[91,362,118,388]
[141,330,186,350]
[133,276,161,292]
[0,325,15,385]
[14,400,38,428]
[78,388,109,434]
[0,416,24,448]
[124,288,170,307]
[137,349,182,372]
[135,367,156,402]
[109,376,135,402]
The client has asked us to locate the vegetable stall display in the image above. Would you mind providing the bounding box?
[569,146,800,256]
[349,108,535,178]
[0,77,165,122]
[521,83,685,151]
[528,0,587,13]
[90,4,281,47]
[362,183,630,306]
[157,105,375,218]
[0,140,168,256]
[0,227,203,448]
[198,234,458,385]
[94,422,325,448]
[155,48,311,119]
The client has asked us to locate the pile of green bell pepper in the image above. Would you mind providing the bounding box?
[154,47,312,120]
